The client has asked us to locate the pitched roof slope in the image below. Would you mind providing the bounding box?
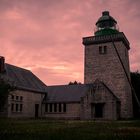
[1,64,47,93]
[45,84,89,102]
[44,81,119,103]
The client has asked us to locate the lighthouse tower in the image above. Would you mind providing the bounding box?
[83,11,133,118]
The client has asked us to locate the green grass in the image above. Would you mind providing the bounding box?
[0,119,140,140]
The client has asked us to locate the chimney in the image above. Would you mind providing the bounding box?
[0,56,5,73]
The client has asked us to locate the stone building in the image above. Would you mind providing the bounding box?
[43,80,120,120]
[43,11,133,120]
[0,56,47,118]
[0,11,133,120]
[83,11,133,118]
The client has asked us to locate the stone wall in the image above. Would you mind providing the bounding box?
[81,83,119,120]
[84,37,133,118]
[7,90,44,118]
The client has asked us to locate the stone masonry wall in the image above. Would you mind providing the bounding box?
[84,40,133,118]
[81,83,118,120]
[7,90,44,118]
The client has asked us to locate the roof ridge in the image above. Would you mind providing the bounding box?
[5,63,31,72]
[100,81,120,101]
[3,63,47,93]
[47,84,85,87]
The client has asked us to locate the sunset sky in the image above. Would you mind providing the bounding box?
[0,0,140,85]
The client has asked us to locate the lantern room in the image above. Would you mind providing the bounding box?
[95,11,119,36]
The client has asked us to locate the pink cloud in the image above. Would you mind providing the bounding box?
[0,0,140,85]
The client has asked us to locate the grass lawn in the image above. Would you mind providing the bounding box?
[0,119,140,140]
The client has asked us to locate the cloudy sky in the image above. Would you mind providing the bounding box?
[0,0,140,85]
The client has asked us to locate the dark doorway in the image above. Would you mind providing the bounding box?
[35,104,39,118]
[116,101,121,119]
[95,103,104,118]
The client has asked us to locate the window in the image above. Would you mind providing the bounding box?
[54,103,57,112]
[11,95,23,113]
[59,103,61,112]
[16,104,18,112]
[99,46,102,54]
[49,103,52,112]
[20,104,23,112]
[104,46,107,54]
[11,104,14,111]
[63,103,66,112]
[16,96,19,100]
[45,104,48,112]
[20,96,23,101]
[46,103,67,113]
[99,46,107,54]
[11,95,14,100]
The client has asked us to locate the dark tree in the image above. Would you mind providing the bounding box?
[68,81,73,85]
[68,81,81,85]
[131,71,140,118]
[0,78,14,112]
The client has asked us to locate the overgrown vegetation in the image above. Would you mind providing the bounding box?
[68,81,81,85]
[0,78,14,112]
[131,72,140,118]
[0,119,140,140]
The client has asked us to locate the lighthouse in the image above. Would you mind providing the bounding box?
[83,11,133,118]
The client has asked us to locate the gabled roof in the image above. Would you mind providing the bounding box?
[44,84,89,103]
[101,82,120,101]
[43,80,120,103]
[0,64,47,93]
